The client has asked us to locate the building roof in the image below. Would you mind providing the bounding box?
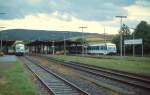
[1,40,15,46]
[26,40,81,46]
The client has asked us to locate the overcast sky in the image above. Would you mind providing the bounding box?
[0,0,149,34]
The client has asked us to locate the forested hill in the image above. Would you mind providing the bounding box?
[1,29,114,42]
[1,29,84,40]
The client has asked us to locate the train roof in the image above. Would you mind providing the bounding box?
[15,44,25,46]
[88,43,116,46]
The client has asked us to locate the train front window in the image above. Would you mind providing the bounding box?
[108,46,116,51]
[16,47,20,50]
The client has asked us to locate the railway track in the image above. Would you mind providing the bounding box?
[44,56,150,91]
[23,56,89,95]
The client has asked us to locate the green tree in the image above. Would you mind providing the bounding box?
[75,38,88,44]
[112,21,150,55]
[112,34,120,52]
[122,24,131,37]
[112,24,131,53]
[134,21,150,54]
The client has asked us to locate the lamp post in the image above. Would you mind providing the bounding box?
[79,26,87,56]
[115,16,127,56]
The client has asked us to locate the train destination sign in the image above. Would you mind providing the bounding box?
[124,39,143,45]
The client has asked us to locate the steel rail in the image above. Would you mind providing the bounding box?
[24,56,89,95]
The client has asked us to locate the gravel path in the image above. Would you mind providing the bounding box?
[0,55,17,62]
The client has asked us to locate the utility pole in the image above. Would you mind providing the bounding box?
[142,43,143,57]
[64,33,66,55]
[52,41,55,55]
[116,16,127,56]
[0,27,5,51]
[130,28,135,57]
[104,27,106,43]
[69,32,71,40]
[0,13,6,52]
[79,26,87,56]
[103,27,107,55]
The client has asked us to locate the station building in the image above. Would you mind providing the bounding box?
[26,40,82,55]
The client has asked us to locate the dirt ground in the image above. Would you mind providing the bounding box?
[33,56,81,79]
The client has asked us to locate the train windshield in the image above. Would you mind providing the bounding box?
[107,45,116,51]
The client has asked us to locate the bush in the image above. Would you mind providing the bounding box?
[0,51,4,56]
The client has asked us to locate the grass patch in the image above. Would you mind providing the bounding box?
[0,61,38,95]
[49,55,150,76]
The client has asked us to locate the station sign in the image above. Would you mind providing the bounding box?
[124,39,142,45]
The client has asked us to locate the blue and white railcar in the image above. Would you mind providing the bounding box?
[87,43,116,55]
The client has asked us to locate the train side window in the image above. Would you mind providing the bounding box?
[90,46,93,50]
[88,46,91,50]
[100,46,102,50]
[104,46,107,50]
[100,46,104,50]
[100,46,107,50]
[93,46,95,50]
[89,46,91,50]
[96,46,99,50]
